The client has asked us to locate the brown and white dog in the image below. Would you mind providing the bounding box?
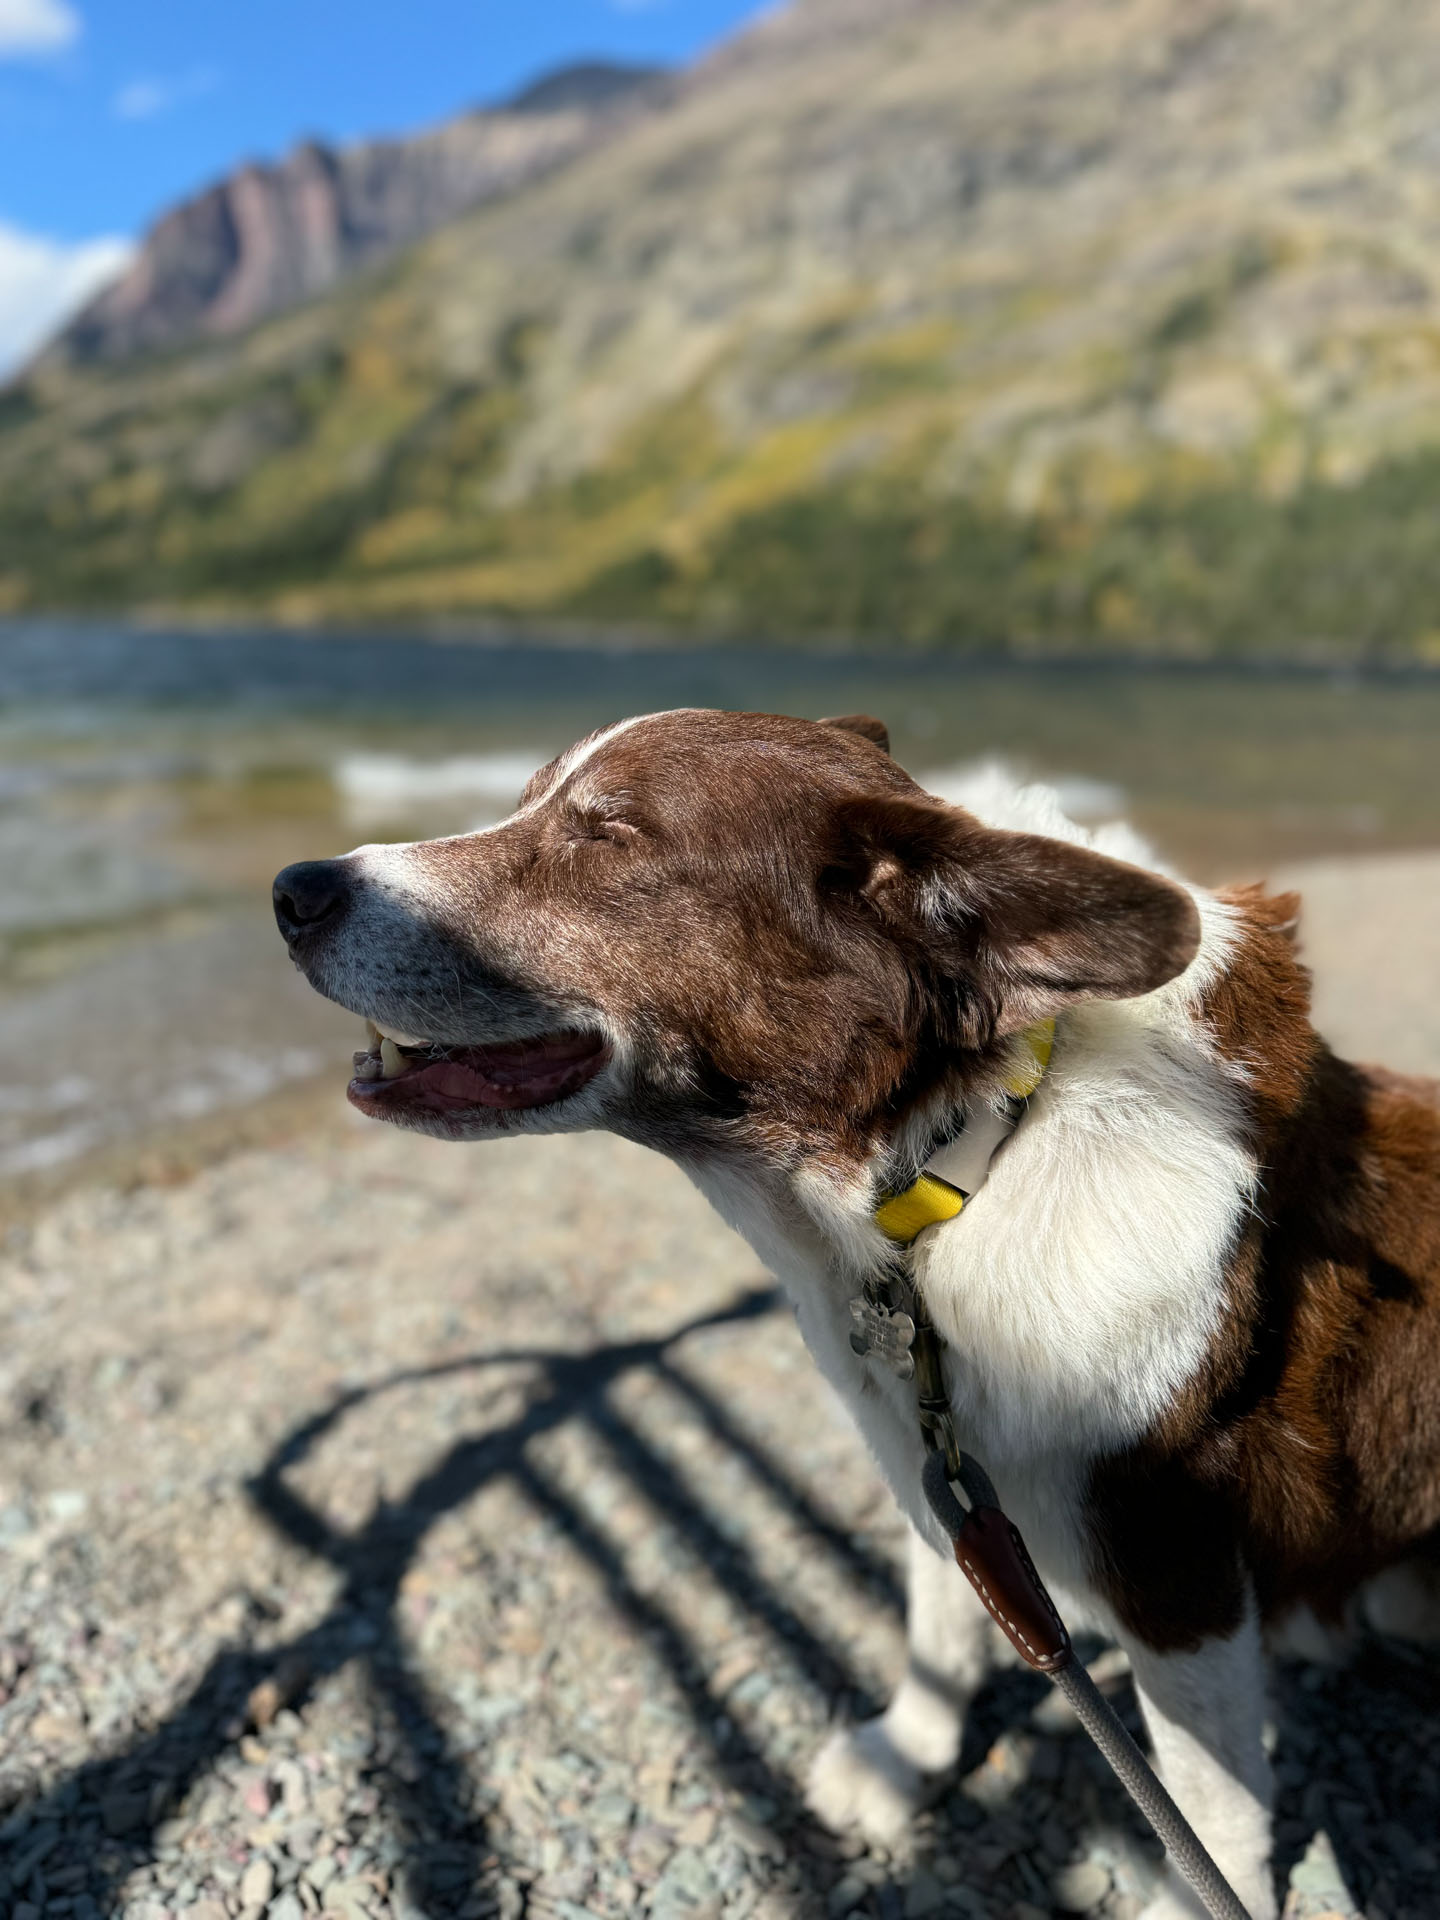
[273,709,1440,1920]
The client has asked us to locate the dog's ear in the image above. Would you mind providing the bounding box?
[836,795,1200,1038]
[822,713,890,755]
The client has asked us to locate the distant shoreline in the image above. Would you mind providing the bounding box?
[0,1065,348,1235]
[9,610,1440,683]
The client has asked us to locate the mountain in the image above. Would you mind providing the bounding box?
[40,62,668,368]
[5,0,1440,661]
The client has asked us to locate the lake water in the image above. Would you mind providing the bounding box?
[4,618,1440,1186]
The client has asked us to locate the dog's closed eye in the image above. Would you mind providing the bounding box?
[564,802,641,846]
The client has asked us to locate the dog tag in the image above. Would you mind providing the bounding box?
[848,1297,917,1379]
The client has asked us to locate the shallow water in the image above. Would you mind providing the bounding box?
[3,618,1439,1183]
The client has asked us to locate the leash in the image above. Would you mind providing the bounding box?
[859,1024,1254,1920]
[917,1452,1251,1920]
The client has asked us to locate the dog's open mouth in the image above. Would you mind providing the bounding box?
[349,1023,611,1115]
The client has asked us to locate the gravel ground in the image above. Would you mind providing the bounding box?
[2,856,1439,1920]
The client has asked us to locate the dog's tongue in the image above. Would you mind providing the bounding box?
[352,1032,609,1113]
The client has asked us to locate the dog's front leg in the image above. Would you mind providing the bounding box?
[1122,1605,1277,1920]
[807,1525,993,1844]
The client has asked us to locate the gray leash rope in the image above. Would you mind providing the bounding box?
[920,1451,1253,1920]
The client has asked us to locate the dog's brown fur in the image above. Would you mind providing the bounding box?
[1090,882,1440,1650]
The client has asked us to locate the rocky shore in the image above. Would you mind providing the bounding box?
[1,855,1438,1920]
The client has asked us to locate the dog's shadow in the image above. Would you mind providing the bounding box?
[1269,1638,1440,1918]
[2,1287,1436,1919]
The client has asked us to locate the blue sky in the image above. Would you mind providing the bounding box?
[0,0,768,373]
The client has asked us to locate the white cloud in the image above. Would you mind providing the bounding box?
[113,65,217,122]
[0,0,81,58]
[0,222,133,379]
[112,76,168,121]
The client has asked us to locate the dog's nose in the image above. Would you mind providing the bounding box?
[273,860,349,940]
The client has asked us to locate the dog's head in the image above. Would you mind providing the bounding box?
[274,709,1199,1177]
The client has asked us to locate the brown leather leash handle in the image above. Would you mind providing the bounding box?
[919,1451,1254,1920]
[952,1503,1073,1674]
[920,1448,1072,1673]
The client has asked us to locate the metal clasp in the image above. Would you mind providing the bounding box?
[910,1319,964,1482]
[848,1295,917,1379]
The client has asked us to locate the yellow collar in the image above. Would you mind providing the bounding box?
[874,1019,1055,1245]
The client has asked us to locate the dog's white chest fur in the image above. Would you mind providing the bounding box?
[688,775,1257,1608]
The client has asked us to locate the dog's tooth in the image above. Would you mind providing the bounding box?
[380,1038,408,1079]
[375,1023,430,1047]
[353,1051,385,1081]
[364,1019,381,1050]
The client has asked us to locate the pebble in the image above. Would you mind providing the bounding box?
[827,1871,868,1916]
[1050,1859,1112,1912]
[322,1882,376,1920]
[239,1858,276,1908]
[1288,1831,1360,1917]
[650,1846,718,1909]
[496,1878,524,1920]
[0,1125,1434,1920]
[306,1857,340,1894]
[902,1867,947,1917]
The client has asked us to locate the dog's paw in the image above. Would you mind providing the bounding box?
[805,1719,933,1846]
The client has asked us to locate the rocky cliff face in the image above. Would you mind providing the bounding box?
[43,63,668,367]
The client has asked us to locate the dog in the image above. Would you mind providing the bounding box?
[273,708,1440,1920]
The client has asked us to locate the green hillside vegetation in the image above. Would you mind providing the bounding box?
[6,0,1440,659]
